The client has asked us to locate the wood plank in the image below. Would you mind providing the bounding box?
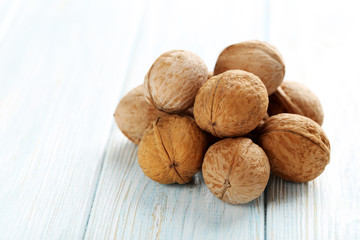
[84,0,270,239]
[0,0,146,239]
[266,0,360,239]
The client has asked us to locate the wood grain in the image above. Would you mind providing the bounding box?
[265,0,360,239]
[85,130,265,240]
[84,0,269,239]
[0,0,146,238]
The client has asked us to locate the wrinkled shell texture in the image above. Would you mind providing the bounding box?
[144,50,208,113]
[268,81,324,125]
[214,40,285,95]
[202,138,270,204]
[114,85,167,145]
[258,113,330,182]
[194,70,268,138]
[138,115,207,184]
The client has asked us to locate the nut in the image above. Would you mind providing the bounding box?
[144,50,208,113]
[194,70,268,137]
[258,113,330,182]
[138,115,207,184]
[214,40,285,95]
[202,137,270,204]
[114,85,168,145]
[268,81,324,125]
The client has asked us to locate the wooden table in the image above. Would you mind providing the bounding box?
[1,0,359,239]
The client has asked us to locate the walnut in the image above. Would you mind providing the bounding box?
[114,85,167,145]
[258,113,330,182]
[202,137,270,204]
[138,115,207,184]
[214,40,285,95]
[144,50,208,113]
[268,81,324,125]
[194,70,268,137]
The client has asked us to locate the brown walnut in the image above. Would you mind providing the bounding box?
[268,81,324,125]
[202,137,270,204]
[144,50,208,113]
[194,70,268,137]
[138,115,207,184]
[114,85,167,145]
[258,113,330,182]
[214,40,285,95]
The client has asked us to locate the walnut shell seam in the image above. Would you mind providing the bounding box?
[272,86,304,115]
[153,118,186,182]
[259,130,330,156]
[218,139,252,200]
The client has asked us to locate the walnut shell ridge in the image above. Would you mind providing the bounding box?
[194,70,268,138]
[268,81,324,125]
[202,137,270,204]
[214,40,285,95]
[258,113,330,182]
[138,115,207,184]
[114,85,168,145]
[144,50,208,113]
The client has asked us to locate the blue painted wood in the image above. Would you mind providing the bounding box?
[0,0,146,238]
[85,131,265,239]
[265,0,360,239]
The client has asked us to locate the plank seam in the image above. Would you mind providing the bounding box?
[81,124,115,240]
[264,186,268,240]
[81,4,149,238]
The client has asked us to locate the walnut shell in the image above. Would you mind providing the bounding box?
[144,50,208,113]
[193,70,268,137]
[114,85,168,145]
[138,115,207,184]
[258,113,330,182]
[202,137,270,204]
[214,40,285,95]
[268,81,324,125]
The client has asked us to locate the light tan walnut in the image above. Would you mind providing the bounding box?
[258,113,330,182]
[138,115,207,184]
[144,50,208,113]
[202,137,270,204]
[268,81,324,125]
[114,85,168,145]
[194,70,268,137]
[214,40,285,95]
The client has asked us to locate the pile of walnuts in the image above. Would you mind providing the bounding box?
[114,40,331,205]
